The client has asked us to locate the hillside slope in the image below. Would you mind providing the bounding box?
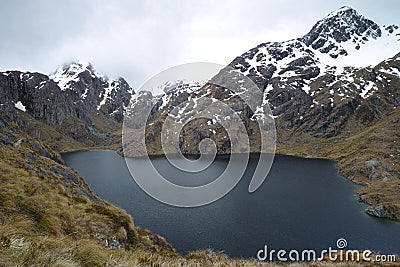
[0,5,399,266]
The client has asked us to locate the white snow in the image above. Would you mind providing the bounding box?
[18,73,35,83]
[158,92,171,111]
[150,80,205,96]
[50,68,79,91]
[35,81,47,89]
[314,26,400,68]
[302,84,311,94]
[360,81,377,99]
[97,80,115,110]
[380,66,400,77]
[81,88,89,100]
[15,101,26,112]
[50,60,104,91]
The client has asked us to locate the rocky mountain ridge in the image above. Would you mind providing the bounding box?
[1,61,134,122]
[50,61,134,122]
[127,6,400,150]
[0,61,134,146]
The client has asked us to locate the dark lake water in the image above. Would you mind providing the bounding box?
[62,150,400,258]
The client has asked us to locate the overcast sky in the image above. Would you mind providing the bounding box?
[1,0,399,88]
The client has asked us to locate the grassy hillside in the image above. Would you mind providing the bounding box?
[0,129,180,266]
[1,106,399,266]
[1,140,397,266]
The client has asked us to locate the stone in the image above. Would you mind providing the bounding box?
[368,171,379,180]
[365,159,380,168]
[52,165,79,184]
[26,153,36,163]
[365,205,394,219]
[0,134,12,145]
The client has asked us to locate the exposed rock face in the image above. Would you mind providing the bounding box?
[365,205,395,220]
[225,6,400,138]
[0,61,135,144]
[125,91,154,129]
[50,61,134,122]
[300,6,382,56]
[0,71,86,125]
[0,61,134,125]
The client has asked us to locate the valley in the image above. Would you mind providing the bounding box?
[0,5,399,266]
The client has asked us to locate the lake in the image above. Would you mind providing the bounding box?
[62,150,400,258]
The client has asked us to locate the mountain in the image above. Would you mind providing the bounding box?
[124,6,400,219]
[50,61,134,122]
[227,6,400,136]
[0,61,134,147]
[0,6,400,265]
[129,6,400,146]
[300,6,399,65]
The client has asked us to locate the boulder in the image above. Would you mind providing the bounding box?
[365,205,395,220]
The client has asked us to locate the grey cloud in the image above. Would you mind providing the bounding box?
[0,0,399,89]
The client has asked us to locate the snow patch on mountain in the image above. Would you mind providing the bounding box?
[97,80,114,110]
[14,101,26,112]
[314,26,400,67]
[50,61,99,91]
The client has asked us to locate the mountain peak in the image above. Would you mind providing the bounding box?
[50,60,104,91]
[325,6,356,19]
[228,6,400,93]
[302,6,381,50]
[55,60,100,77]
[295,6,400,64]
[65,60,92,68]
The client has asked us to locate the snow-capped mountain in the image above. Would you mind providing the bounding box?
[49,61,134,121]
[1,6,399,153]
[125,6,400,156]
[0,61,134,140]
[50,61,104,92]
[225,6,400,136]
[0,61,135,145]
[230,6,400,89]
[300,6,399,66]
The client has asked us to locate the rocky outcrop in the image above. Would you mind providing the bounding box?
[0,61,135,145]
[365,205,395,220]
[49,61,135,122]
[300,6,382,57]
[362,158,394,181]
[0,61,134,125]
[0,71,87,125]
